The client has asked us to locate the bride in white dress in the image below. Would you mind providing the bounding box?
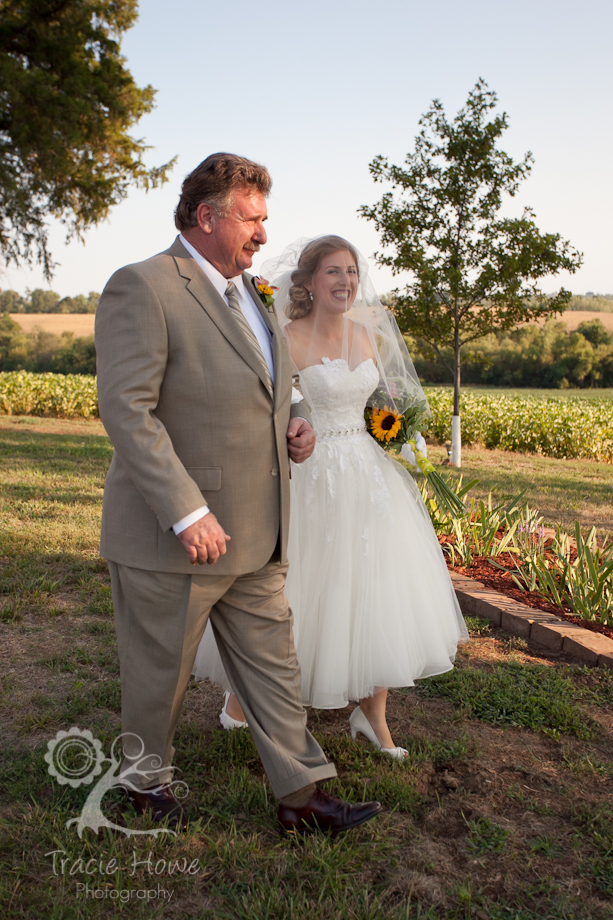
[193,236,468,758]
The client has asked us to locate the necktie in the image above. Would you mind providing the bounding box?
[225,281,273,395]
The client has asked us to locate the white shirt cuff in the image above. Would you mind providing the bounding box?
[173,505,209,535]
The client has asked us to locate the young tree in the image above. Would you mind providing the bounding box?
[360,79,581,465]
[0,0,174,280]
[0,289,26,312]
[26,289,61,313]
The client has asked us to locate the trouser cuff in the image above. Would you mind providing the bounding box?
[272,763,337,800]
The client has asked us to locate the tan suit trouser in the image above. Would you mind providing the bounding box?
[108,558,337,799]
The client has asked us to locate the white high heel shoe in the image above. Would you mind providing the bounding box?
[349,706,408,761]
[219,692,248,731]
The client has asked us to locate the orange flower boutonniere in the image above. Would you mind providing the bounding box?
[252,276,278,309]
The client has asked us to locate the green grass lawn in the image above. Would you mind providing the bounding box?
[1,417,613,919]
[425,445,613,538]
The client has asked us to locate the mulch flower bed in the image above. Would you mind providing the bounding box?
[440,545,613,642]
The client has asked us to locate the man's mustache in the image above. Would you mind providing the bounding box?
[244,243,260,252]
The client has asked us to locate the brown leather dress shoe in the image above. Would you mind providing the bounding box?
[124,784,187,831]
[278,788,382,837]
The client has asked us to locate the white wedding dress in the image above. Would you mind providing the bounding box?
[193,357,468,708]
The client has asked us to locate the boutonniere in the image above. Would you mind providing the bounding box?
[252,276,278,310]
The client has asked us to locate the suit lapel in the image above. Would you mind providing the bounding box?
[245,273,286,408]
[245,274,275,333]
[170,239,274,399]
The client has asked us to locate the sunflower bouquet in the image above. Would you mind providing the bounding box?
[365,393,466,518]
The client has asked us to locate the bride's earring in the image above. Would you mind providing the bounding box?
[307,290,313,302]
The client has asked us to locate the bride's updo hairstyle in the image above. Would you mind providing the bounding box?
[287,235,360,320]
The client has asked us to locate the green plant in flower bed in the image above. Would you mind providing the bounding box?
[442,492,527,567]
[418,471,613,628]
[0,371,98,418]
[418,474,540,566]
[503,522,613,627]
[418,473,479,533]
[423,387,613,462]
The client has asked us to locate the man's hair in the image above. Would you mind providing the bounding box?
[174,153,272,230]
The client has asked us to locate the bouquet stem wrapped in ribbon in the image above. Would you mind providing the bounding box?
[365,402,466,518]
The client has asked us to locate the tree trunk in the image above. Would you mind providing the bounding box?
[451,328,461,467]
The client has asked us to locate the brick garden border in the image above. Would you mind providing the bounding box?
[450,571,613,671]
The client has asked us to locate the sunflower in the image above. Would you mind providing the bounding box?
[370,407,402,442]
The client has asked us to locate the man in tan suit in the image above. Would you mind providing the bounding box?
[95,153,381,835]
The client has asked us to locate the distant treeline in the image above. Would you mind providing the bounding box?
[411,318,613,389]
[2,288,613,386]
[1,287,612,315]
[566,294,613,312]
[0,288,99,313]
[0,313,95,375]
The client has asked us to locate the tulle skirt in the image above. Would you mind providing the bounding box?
[193,432,468,708]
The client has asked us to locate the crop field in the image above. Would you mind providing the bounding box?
[424,388,613,463]
[7,309,613,339]
[2,374,613,469]
[9,313,96,336]
[460,386,613,399]
[535,310,613,332]
[1,417,613,919]
[0,372,98,418]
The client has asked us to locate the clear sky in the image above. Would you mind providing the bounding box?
[3,0,611,298]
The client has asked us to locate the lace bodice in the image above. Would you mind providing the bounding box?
[299,358,379,434]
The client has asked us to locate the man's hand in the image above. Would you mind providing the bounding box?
[177,513,231,565]
[287,417,315,463]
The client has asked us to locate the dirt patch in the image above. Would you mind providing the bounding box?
[295,662,613,914]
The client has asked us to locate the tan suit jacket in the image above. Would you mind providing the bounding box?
[95,236,308,575]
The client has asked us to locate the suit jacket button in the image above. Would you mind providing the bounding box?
[271,468,279,476]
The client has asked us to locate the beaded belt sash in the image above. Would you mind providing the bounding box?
[318,424,367,439]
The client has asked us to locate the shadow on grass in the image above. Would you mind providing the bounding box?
[2,482,105,507]
[0,428,112,462]
[0,553,109,599]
